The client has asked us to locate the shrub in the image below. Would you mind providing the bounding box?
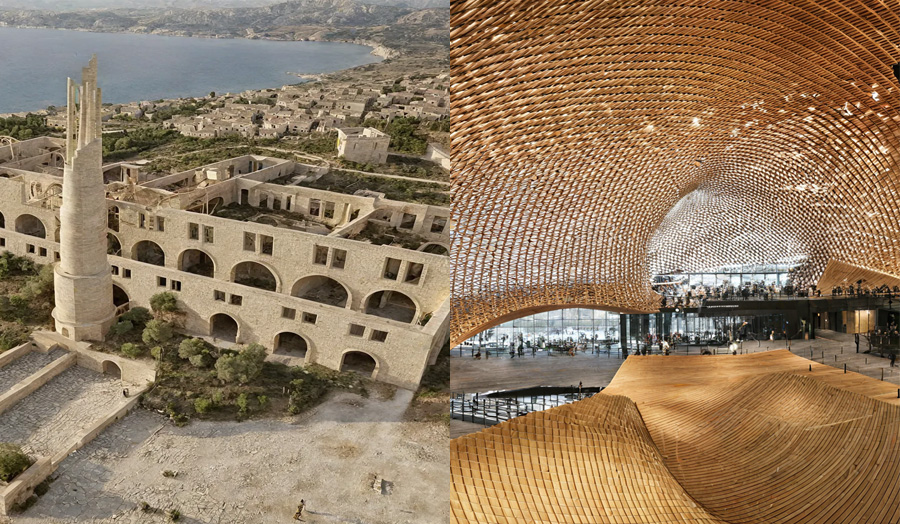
[142,319,173,345]
[215,343,267,384]
[150,346,163,360]
[20,264,54,301]
[120,342,143,359]
[178,338,206,360]
[194,397,212,414]
[112,320,134,337]
[0,443,33,482]
[0,295,31,322]
[236,393,249,414]
[188,351,212,368]
[167,508,181,521]
[257,395,269,409]
[287,376,328,415]
[120,306,152,326]
[0,325,29,352]
[150,292,179,313]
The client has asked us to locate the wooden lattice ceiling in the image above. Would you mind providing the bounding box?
[450,0,900,345]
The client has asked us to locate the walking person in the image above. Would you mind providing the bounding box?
[890,352,896,368]
[855,332,860,353]
[293,500,305,521]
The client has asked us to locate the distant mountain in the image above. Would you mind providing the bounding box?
[0,0,414,30]
[357,0,447,8]
[0,0,448,12]
[0,0,449,53]
[0,0,277,10]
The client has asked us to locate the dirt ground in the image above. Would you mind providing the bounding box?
[2,388,448,524]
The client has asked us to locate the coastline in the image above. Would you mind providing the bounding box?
[0,23,399,58]
[0,25,397,116]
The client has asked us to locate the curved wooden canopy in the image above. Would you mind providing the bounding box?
[450,0,900,345]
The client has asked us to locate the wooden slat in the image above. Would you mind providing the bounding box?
[450,0,900,345]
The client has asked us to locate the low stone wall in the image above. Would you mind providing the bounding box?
[30,331,156,387]
[0,458,53,516]
[0,342,33,370]
[0,353,76,416]
[0,385,148,516]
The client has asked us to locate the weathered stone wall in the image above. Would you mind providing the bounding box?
[0,151,451,388]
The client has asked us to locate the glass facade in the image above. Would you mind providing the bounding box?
[654,262,801,290]
[458,308,788,354]
[462,308,621,352]
[625,312,787,348]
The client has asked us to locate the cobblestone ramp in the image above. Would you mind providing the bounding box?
[0,366,128,458]
[450,394,726,524]
[0,348,68,395]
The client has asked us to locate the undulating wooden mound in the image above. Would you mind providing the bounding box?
[603,352,900,524]
[635,372,900,524]
[453,351,900,523]
[450,394,726,524]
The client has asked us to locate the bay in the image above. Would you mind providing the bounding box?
[0,26,382,113]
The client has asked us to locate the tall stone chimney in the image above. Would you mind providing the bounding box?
[52,55,116,341]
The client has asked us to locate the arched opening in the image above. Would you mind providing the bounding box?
[340,351,378,378]
[365,291,417,323]
[15,214,46,238]
[231,261,277,292]
[210,313,239,342]
[421,243,449,255]
[108,206,120,232]
[112,284,129,307]
[291,276,349,308]
[54,227,60,242]
[179,249,215,277]
[207,197,224,214]
[107,233,122,256]
[274,332,308,358]
[0,211,5,229]
[132,240,166,266]
[102,360,122,379]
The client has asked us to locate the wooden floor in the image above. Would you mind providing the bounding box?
[452,351,900,523]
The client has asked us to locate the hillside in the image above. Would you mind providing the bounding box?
[0,0,448,53]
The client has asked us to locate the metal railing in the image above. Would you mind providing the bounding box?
[451,391,595,427]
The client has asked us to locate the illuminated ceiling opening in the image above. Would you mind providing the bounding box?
[450,0,900,345]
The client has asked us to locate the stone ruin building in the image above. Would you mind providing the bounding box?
[0,57,450,389]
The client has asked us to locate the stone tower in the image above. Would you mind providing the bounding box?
[52,56,116,341]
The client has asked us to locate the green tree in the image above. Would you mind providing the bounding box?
[112,320,134,337]
[120,306,152,326]
[150,292,179,313]
[142,319,173,345]
[215,343,267,384]
[178,338,206,360]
